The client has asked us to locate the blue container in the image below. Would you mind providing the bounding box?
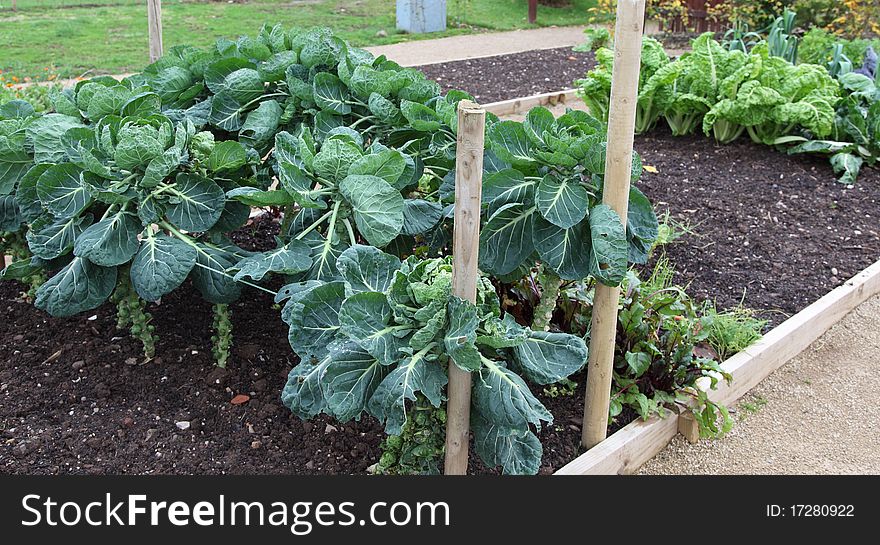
[396,0,447,34]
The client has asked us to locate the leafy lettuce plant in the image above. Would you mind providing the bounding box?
[479,106,657,330]
[640,35,733,136]
[788,72,880,183]
[278,245,589,474]
[702,42,840,145]
[575,37,671,134]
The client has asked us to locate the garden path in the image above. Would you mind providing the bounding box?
[639,294,880,474]
[364,25,588,67]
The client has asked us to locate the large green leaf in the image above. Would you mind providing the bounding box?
[34,257,116,317]
[207,141,247,172]
[191,243,242,304]
[222,68,265,103]
[165,173,225,232]
[401,199,443,236]
[26,213,92,259]
[141,147,183,188]
[0,195,21,231]
[233,239,312,281]
[239,100,282,146]
[288,280,345,360]
[73,210,140,267]
[209,91,246,131]
[130,232,197,302]
[830,152,863,184]
[588,204,628,286]
[367,348,447,435]
[338,174,404,247]
[336,244,401,295]
[478,203,535,276]
[313,73,351,114]
[487,120,534,166]
[26,114,83,164]
[338,291,411,364]
[535,174,589,229]
[0,137,31,195]
[473,358,552,430]
[532,216,592,281]
[472,414,543,475]
[281,355,331,420]
[482,168,536,211]
[313,138,362,182]
[226,187,298,207]
[348,149,406,187]
[443,296,481,371]
[36,163,91,219]
[322,342,390,422]
[512,330,588,385]
[400,100,442,132]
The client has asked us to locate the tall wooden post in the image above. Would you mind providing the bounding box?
[147,0,164,62]
[528,0,537,24]
[444,100,485,475]
[581,0,646,449]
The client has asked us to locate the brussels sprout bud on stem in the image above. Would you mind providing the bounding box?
[212,303,233,368]
[112,268,157,359]
[531,269,563,332]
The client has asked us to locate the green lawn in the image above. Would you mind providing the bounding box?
[0,0,596,80]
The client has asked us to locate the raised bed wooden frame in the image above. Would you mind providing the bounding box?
[554,257,880,475]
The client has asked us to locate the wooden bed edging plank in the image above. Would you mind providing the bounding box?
[483,89,579,117]
[554,257,880,475]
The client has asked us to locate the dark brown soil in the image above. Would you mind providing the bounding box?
[415,47,595,103]
[635,126,880,326]
[0,216,385,475]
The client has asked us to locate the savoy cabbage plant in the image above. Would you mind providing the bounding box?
[279,245,589,475]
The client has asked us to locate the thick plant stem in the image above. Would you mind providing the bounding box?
[279,204,295,239]
[531,270,563,332]
[211,303,233,368]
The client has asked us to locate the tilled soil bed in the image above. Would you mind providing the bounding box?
[415,47,595,103]
[637,126,880,326]
[2,128,877,475]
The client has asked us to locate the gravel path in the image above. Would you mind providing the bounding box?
[365,26,588,67]
[639,294,880,475]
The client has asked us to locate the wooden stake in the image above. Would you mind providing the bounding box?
[147,0,164,63]
[528,0,537,24]
[444,100,485,475]
[581,0,646,450]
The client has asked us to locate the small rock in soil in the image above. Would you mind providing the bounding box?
[13,442,29,457]
[251,440,262,449]
[325,424,338,434]
[145,428,158,442]
[13,334,23,342]
[72,360,85,370]
[175,421,191,431]
[305,460,315,470]
[231,394,250,405]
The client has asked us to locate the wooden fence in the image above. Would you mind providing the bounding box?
[658,0,728,33]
